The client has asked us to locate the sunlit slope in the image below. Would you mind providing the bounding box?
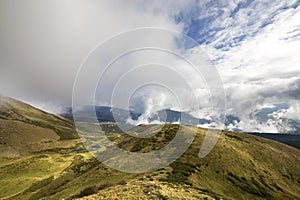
[1,124,299,200]
[0,97,299,199]
[80,125,300,200]
[0,96,78,156]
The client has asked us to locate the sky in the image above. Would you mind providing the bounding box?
[0,0,299,133]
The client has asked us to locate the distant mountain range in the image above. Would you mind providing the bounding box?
[60,106,300,149]
[1,96,300,199]
[246,132,300,149]
[60,106,211,125]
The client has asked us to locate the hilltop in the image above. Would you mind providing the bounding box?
[80,124,300,200]
[0,96,79,156]
[0,96,299,199]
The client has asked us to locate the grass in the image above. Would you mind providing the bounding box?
[77,179,215,200]
[116,124,179,153]
[0,153,74,199]
[0,123,299,200]
[17,154,136,200]
[160,161,195,185]
[25,176,54,192]
[0,96,78,141]
[224,132,246,142]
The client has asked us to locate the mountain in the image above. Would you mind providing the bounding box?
[61,106,130,123]
[0,96,299,199]
[60,106,211,125]
[247,132,300,149]
[61,106,300,149]
[81,125,300,200]
[0,96,79,156]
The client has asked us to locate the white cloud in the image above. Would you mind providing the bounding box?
[180,0,300,132]
[0,0,299,133]
[0,0,183,105]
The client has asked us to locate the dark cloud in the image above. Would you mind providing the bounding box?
[0,0,299,133]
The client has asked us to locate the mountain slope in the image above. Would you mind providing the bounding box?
[61,106,300,150]
[0,96,79,156]
[90,125,300,200]
[0,97,299,199]
[247,132,300,149]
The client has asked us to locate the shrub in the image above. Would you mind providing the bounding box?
[163,161,195,184]
[118,180,127,185]
[74,186,98,198]
[98,182,114,190]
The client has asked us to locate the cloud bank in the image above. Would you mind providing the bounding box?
[0,0,299,133]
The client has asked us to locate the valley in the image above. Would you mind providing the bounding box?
[0,96,299,200]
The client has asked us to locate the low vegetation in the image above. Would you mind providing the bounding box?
[0,98,299,199]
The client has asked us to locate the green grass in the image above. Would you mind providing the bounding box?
[0,124,300,200]
[160,161,195,184]
[0,153,74,199]
[116,124,179,153]
[25,176,54,192]
[14,154,137,200]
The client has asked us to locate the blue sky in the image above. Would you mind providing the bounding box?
[159,0,300,133]
[0,0,299,133]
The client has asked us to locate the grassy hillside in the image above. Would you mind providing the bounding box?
[1,124,298,199]
[248,133,300,149]
[0,97,299,199]
[95,125,300,200]
[0,96,78,140]
[0,96,79,156]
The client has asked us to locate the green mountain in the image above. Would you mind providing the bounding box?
[0,96,299,200]
[0,96,79,156]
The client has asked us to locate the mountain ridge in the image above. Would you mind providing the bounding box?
[0,96,299,199]
[61,105,300,149]
[0,96,79,156]
[60,106,209,125]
